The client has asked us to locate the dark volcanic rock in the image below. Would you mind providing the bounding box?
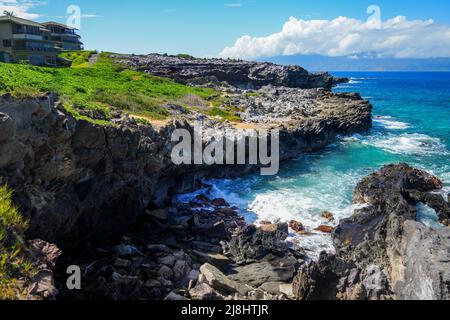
[113,54,345,90]
[228,223,289,264]
[293,164,450,300]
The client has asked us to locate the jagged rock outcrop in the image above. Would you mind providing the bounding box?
[293,164,450,300]
[113,54,347,90]
[0,92,372,250]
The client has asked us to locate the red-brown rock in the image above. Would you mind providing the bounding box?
[314,225,335,234]
[321,211,335,222]
[289,220,305,233]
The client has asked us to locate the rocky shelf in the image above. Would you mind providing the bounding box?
[112,53,348,90]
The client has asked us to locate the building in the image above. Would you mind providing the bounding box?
[0,16,83,66]
[42,21,83,51]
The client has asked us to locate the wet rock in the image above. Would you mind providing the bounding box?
[215,207,238,216]
[314,225,335,234]
[289,220,305,233]
[228,223,289,263]
[321,211,335,222]
[198,220,228,239]
[297,164,450,300]
[200,263,251,296]
[212,198,229,207]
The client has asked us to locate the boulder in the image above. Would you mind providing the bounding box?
[173,260,191,281]
[258,282,285,295]
[321,211,335,222]
[289,220,305,233]
[227,254,297,287]
[228,223,289,263]
[189,283,223,300]
[314,225,335,234]
[200,263,251,296]
[193,250,231,270]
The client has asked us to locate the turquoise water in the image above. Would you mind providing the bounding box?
[181,72,450,254]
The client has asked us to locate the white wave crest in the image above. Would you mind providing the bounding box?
[373,116,410,130]
[364,133,448,156]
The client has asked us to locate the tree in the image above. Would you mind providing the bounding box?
[3,10,16,17]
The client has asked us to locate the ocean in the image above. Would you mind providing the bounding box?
[178,72,450,257]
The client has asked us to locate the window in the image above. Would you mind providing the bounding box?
[2,40,12,47]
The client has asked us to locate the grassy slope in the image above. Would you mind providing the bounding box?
[0,185,34,300]
[0,51,242,124]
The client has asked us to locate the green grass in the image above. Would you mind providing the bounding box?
[176,53,195,60]
[59,50,97,67]
[0,51,224,123]
[245,92,261,98]
[206,106,243,122]
[0,185,35,300]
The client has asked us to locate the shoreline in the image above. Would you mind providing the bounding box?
[1,54,449,300]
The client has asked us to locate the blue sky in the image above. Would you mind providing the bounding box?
[3,0,450,58]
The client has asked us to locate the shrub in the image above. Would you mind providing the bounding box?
[0,185,34,300]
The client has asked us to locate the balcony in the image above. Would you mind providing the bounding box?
[12,34,44,41]
[13,44,59,53]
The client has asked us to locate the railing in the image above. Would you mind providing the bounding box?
[13,45,59,53]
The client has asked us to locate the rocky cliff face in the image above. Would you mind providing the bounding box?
[0,91,371,249]
[113,54,347,90]
[293,164,450,300]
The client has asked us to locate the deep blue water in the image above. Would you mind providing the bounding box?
[180,72,450,254]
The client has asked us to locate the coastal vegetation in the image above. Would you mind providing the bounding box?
[0,185,34,300]
[0,51,241,124]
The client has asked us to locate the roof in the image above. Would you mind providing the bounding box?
[0,15,44,28]
[42,21,77,30]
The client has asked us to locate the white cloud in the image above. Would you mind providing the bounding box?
[0,0,45,19]
[219,16,450,59]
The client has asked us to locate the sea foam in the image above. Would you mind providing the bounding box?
[365,133,448,156]
[373,116,410,130]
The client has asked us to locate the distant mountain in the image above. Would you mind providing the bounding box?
[259,55,450,72]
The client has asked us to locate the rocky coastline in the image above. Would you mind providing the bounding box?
[1,55,448,300]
